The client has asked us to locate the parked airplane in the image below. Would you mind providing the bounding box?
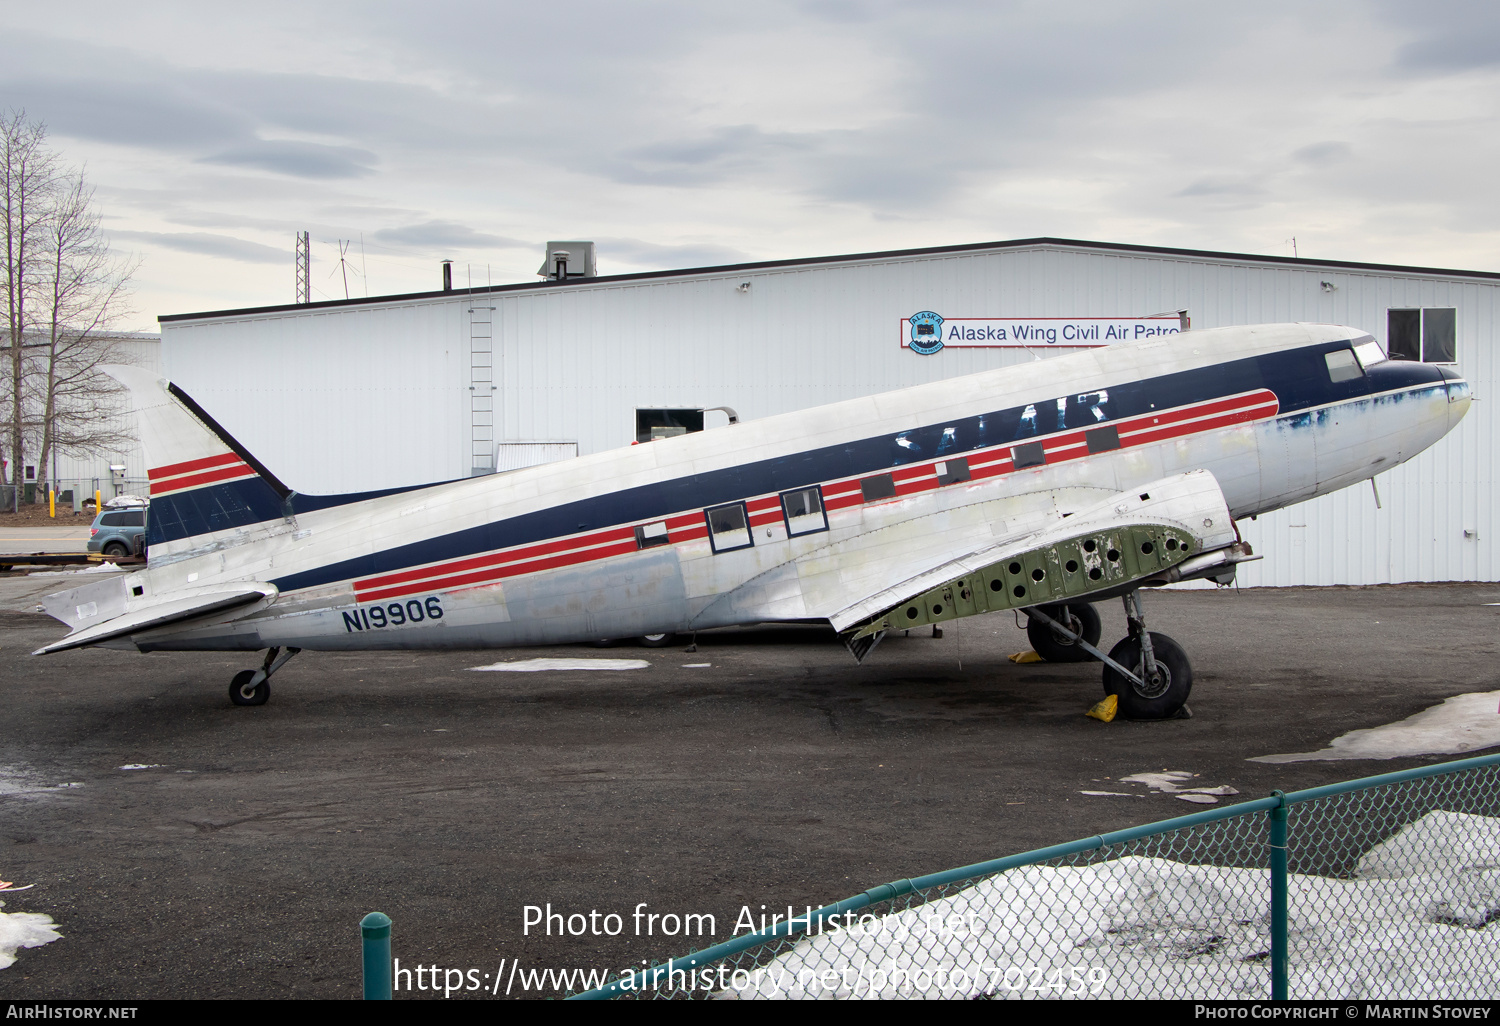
[35,323,1468,718]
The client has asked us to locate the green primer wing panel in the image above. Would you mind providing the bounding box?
[846,523,1197,640]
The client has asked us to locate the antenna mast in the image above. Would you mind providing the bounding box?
[295,231,311,303]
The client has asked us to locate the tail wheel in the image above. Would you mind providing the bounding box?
[1101,632,1192,720]
[229,670,270,707]
[1026,603,1102,663]
[639,633,675,648]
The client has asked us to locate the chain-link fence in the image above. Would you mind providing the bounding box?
[570,753,1500,1000]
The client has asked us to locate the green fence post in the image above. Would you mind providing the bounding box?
[1268,791,1288,1000]
[361,912,392,1000]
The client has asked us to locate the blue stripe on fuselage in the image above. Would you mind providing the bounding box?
[266,340,1442,595]
[148,478,459,547]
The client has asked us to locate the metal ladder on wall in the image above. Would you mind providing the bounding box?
[468,265,496,476]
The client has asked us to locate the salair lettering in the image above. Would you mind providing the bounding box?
[342,595,445,633]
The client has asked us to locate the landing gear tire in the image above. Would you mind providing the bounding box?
[1026,603,1102,663]
[639,633,675,648]
[229,670,270,707]
[1101,632,1191,720]
[102,542,129,558]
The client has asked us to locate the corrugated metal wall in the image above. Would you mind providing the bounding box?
[49,334,162,497]
[159,242,1497,586]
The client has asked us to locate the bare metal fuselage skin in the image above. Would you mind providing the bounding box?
[39,323,1469,655]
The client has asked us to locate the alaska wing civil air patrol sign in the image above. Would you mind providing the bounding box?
[901,315,1182,354]
[908,311,945,354]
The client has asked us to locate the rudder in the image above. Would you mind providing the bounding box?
[103,365,290,548]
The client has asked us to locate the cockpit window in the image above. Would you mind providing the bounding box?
[1351,335,1386,370]
[1325,348,1363,383]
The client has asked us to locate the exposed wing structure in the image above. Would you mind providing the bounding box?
[33,582,278,655]
[831,470,1254,643]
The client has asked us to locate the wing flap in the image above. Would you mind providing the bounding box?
[830,470,1238,635]
[33,584,278,655]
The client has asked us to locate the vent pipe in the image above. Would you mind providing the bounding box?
[442,259,453,292]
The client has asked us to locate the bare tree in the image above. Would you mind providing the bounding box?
[1,110,58,510]
[0,111,137,510]
[35,172,140,495]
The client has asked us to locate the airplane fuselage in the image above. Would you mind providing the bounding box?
[53,323,1470,654]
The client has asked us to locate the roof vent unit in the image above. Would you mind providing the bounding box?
[538,241,596,281]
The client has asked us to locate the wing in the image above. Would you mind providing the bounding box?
[828,470,1254,652]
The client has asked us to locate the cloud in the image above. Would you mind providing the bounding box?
[594,237,747,270]
[107,229,288,265]
[199,140,378,179]
[1176,178,1267,199]
[1293,141,1353,166]
[1378,0,1500,72]
[372,221,530,250]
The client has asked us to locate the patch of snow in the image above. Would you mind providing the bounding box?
[468,658,649,672]
[1250,691,1500,764]
[117,764,162,771]
[25,562,124,577]
[103,495,147,509]
[1119,771,1196,792]
[1079,791,1143,798]
[720,811,1500,1000]
[682,663,712,668]
[0,901,61,971]
[1118,772,1239,804]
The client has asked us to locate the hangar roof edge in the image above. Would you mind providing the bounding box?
[157,236,1500,324]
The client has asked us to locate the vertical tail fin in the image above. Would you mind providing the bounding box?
[102,365,290,548]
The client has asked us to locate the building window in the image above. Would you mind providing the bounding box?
[860,473,897,502]
[935,457,971,485]
[1387,308,1455,363]
[704,502,753,553]
[636,408,704,443]
[781,486,828,536]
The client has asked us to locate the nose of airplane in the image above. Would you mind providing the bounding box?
[1437,364,1472,430]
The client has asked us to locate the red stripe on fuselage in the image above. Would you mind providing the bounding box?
[345,388,1280,600]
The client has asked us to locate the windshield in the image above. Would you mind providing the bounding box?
[1351,334,1386,369]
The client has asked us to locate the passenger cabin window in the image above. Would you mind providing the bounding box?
[1387,309,1456,363]
[635,521,670,549]
[1011,441,1046,469]
[636,408,704,443]
[781,487,827,536]
[935,457,971,485]
[860,474,897,502]
[705,502,752,553]
[1084,426,1120,454]
[1324,349,1363,383]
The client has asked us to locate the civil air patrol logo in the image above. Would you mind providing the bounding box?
[908,311,944,355]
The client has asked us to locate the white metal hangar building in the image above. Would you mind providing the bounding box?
[155,237,1494,589]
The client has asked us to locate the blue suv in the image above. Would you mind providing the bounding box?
[88,507,147,558]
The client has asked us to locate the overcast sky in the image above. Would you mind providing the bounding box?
[4,1,1499,329]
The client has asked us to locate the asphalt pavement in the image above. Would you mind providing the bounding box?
[1,578,1498,999]
[0,526,92,556]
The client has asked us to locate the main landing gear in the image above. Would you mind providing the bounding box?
[229,647,301,707]
[1025,592,1192,720]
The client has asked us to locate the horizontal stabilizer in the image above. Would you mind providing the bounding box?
[833,470,1239,639]
[34,584,278,655]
